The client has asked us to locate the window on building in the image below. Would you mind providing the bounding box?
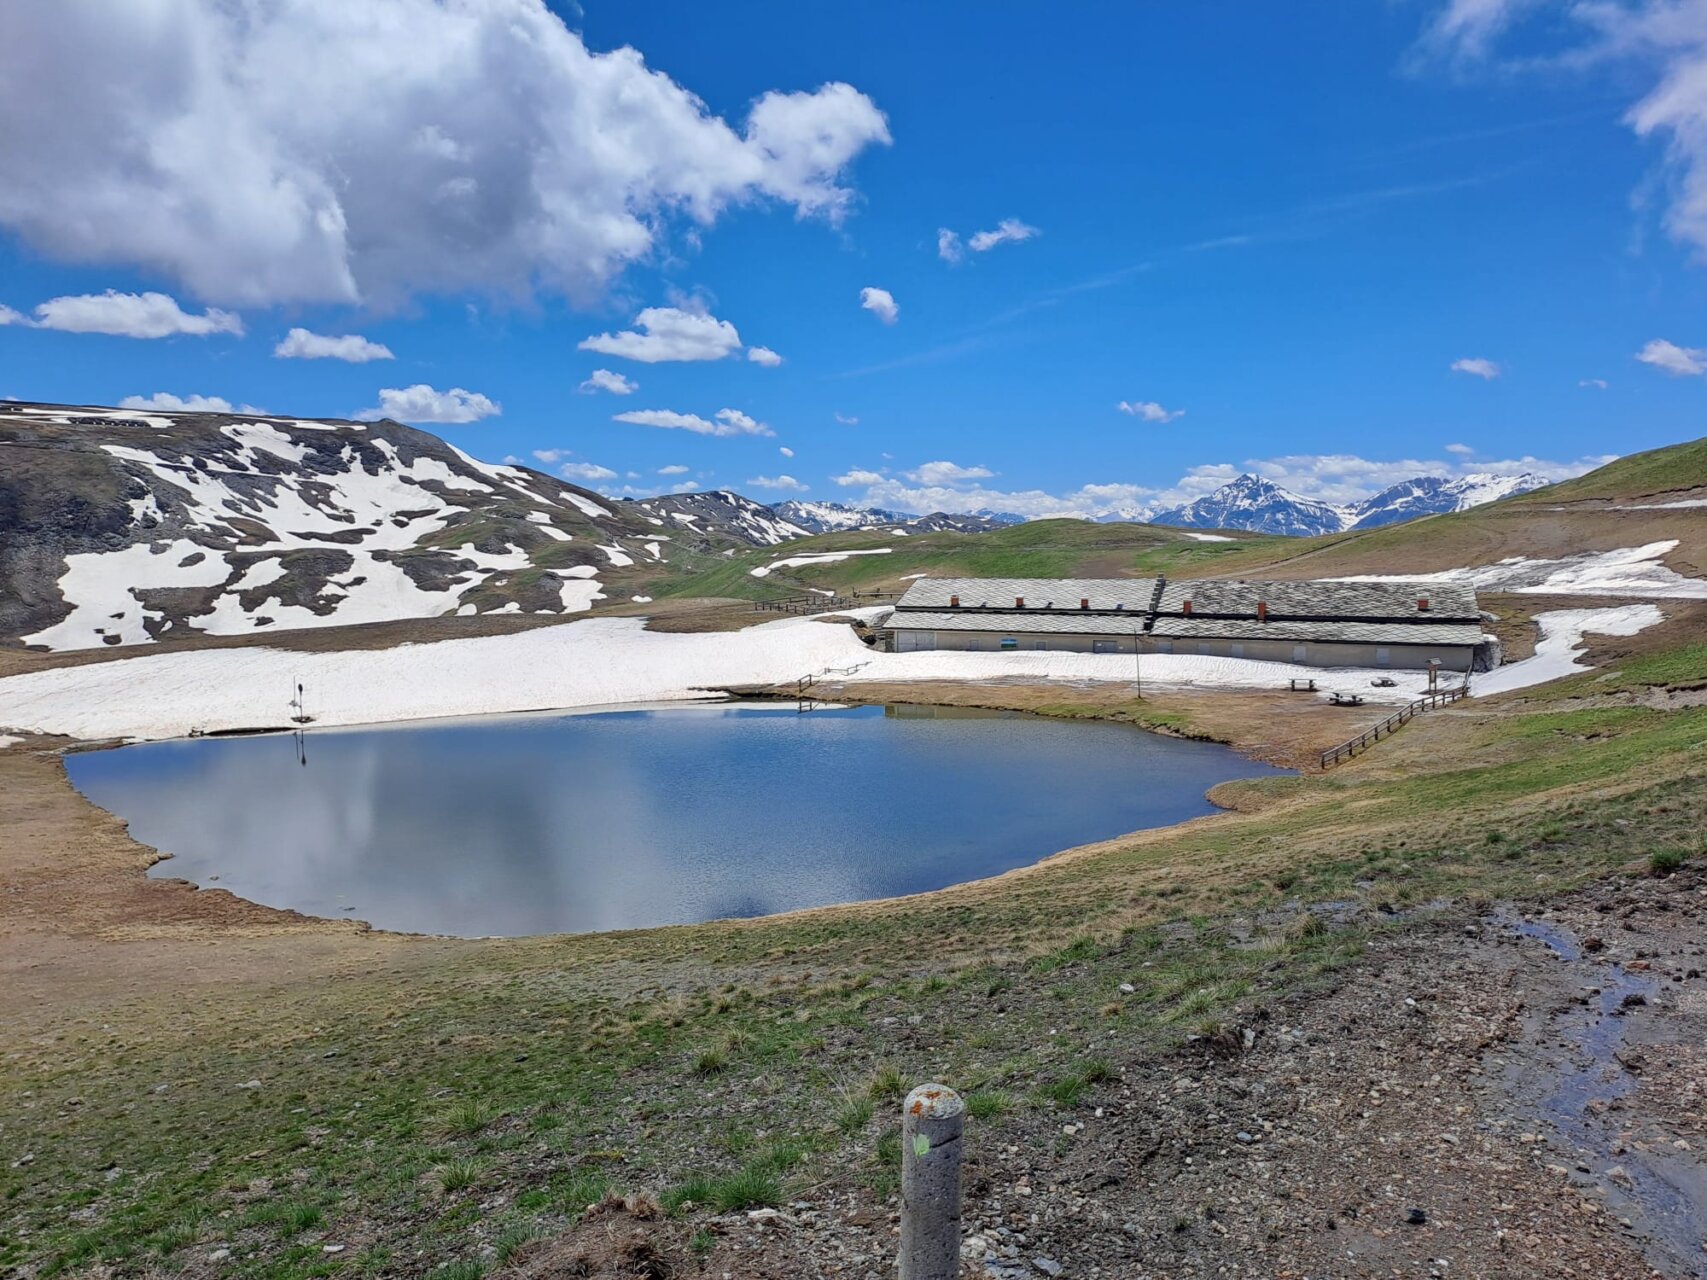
[1000,636,1018,650]
[1375,646,1391,667]
[1292,644,1308,663]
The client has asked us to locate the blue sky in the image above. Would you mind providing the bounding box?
[2,0,1705,517]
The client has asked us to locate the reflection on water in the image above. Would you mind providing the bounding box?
[66,703,1285,937]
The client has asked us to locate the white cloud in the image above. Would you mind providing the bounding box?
[0,303,26,326]
[745,474,807,492]
[531,449,570,464]
[273,327,392,362]
[1116,399,1185,423]
[558,460,618,482]
[1635,337,1707,376]
[859,286,898,324]
[904,460,994,485]
[779,446,795,458]
[747,345,784,367]
[613,407,774,437]
[967,217,1041,252]
[833,468,885,486]
[357,384,500,424]
[1450,356,1501,379]
[671,480,701,493]
[1415,3,1707,265]
[578,306,742,363]
[24,290,242,339]
[936,228,963,263]
[834,412,860,425]
[1578,377,1610,389]
[0,2,889,307]
[657,464,690,475]
[1445,442,1475,455]
[578,368,637,395]
[119,392,240,413]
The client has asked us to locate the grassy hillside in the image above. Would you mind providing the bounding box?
[1505,434,1707,504]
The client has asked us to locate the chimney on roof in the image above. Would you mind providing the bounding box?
[1080,597,1089,610]
[1015,596,1025,608]
[1183,599,1193,616]
[1417,597,1430,611]
[1257,600,1268,622]
[949,594,960,608]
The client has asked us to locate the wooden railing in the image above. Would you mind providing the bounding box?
[752,591,898,615]
[1318,685,1470,770]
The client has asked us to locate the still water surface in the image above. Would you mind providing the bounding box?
[66,703,1285,937]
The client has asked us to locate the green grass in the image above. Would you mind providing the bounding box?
[1650,846,1689,877]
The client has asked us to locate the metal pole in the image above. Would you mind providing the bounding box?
[899,1083,963,1280]
[1133,628,1142,697]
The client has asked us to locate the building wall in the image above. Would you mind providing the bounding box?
[889,627,1474,671]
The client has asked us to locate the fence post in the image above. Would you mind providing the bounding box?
[900,1083,964,1280]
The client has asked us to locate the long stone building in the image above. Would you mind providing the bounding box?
[877,576,1489,672]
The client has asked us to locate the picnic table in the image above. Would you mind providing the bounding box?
[1288,677,1317,692]
[1327,691,1365,706]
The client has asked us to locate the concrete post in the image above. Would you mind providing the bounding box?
[899,1083,964,1280]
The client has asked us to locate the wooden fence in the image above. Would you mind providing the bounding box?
[752,590,898,616]
[1318,684,1470,770]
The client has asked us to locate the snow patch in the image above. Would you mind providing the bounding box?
[750,548,894,578]
[1329,542,1707,599]
[1476,605,1666,695]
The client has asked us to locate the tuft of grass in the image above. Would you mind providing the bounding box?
[1649,846,1688,877]
[144,1215,201,1256]
[835,1093,876,1135]
[439,1097,500,1138]
[1080,1057,1117,1084]
[662,1175,719,1214]
[560,1171,613,1216]
[429,1262,485,1280]
[866,1063,906,1102]
[1039,1074,1087,1108]
[492,1222,545,1266]
[710,1165,782,1212]
[692,1047,729,1077]
[965,1090,1011,1121]
[425,1158,485,1195]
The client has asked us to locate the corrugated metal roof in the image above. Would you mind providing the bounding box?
[1157,578,1477,621]
[895,577,1155,612]
[1149,617,1484,645]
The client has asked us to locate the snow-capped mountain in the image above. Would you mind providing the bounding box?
[629,490,811,546]
[770,499,913,534]
[0,402,681,651]
[1348,473,1545,529]
[1149,475,1353,537]
[1147,471,1546,536]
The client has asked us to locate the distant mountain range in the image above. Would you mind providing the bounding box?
[626,493,1022,543]
[1145,471,1546,537]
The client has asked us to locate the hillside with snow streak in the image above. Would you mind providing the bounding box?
[0,403,690,651]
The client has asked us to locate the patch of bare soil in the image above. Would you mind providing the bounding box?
[499,1193,813,1279]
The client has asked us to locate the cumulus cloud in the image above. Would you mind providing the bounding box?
[1635,337,1707,375]
[558,460,618,482]
[19,290,243,339]
[747,345,784,367]
[1116,399,1185,423]
[779,446,795,458]
[1450,356,1501,379]
[1578,377,1610,389]
[357,384,500,424]
[936,228,963,263]
[904,460,994,485]
[578,306,742,363]
[968,218,1041,252]
[0,303,27,326]
[578,368,637,395]
[273,327,392,362]
[0,1,889,307]
[613,407,774,437]
[1445,442,1475,455]
[859,286,898,324]
[119,392,244,413]
[833,468,885,486]
[657,464,690,475]
[745,474,807,491]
